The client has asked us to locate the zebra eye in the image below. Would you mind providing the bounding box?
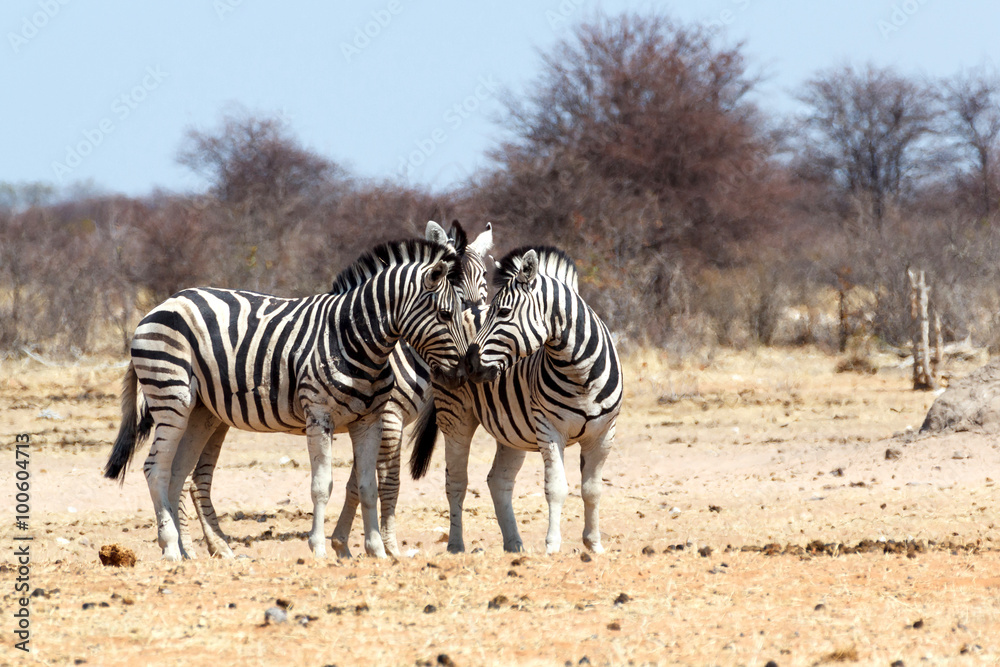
[496,307,512,319]
[439,309,454,323]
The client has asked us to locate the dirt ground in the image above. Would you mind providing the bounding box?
[1,347,999,666]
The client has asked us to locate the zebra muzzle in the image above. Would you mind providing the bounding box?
[432,357,468,389]
[464,343,500,383]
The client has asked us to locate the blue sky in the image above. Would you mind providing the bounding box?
[2,0,998,197]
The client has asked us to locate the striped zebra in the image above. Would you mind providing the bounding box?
[330,221,493,557]
[411,246,622,554]
[104,238,470,561]
[174,221,494,559]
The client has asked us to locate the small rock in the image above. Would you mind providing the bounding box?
[488,595,509,610]
[641,545,656,556]
[885,448,902,460]
[436,654,455,667]
[814,603,826,611]
[912,619,924,629]
[607,621,621,630]
[275,598,293,610]
[423,604,437,614]
[580,552,592,563]
[698,546,713,557]
[613,593,631,606]
[264,606,287,625]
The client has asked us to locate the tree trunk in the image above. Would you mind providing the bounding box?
[908,269,936,391]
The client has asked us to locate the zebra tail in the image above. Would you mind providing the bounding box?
[408,400,439,480]
[104,362,152,484]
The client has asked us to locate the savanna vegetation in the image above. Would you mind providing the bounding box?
[4,11,1000,362]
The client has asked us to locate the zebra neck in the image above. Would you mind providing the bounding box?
[541,288,592,370]
[327,281,402,369]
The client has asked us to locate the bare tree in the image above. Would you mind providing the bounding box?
[794,64,940,226]
[176,109,346,292]
[177,109,337,208]
[941,64,1000,218]
[490,12,784,260]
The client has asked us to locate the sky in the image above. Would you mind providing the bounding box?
[2,0,999,198]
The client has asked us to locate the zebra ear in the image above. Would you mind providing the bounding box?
[467,222,493,258]
[516,249,538,285]
[425,221,449,247]
[424,259,450,290]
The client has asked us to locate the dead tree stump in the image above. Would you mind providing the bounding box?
[908,269,937,391]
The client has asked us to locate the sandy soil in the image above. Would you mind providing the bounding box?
[1,347,999,666]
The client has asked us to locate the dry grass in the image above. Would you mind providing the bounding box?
[1,347,999,666]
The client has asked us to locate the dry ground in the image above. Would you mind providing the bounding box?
[1,347,999,666]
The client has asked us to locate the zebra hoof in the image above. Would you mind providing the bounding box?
[162,545,183,562]
[331,537,352,559]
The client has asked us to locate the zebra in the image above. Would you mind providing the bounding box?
[173,221,494,559]
[330,221,493,557]
[104,237,470,561]
[410,246,622,554]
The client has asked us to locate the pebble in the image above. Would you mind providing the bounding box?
[264,606,287,625]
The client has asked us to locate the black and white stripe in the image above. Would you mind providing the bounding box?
[412,246,622,554]
[105,238,469,561]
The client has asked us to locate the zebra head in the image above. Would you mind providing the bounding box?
[427,219,494,346]
[333,238,471,386]
[465,247,548,383]
[401,244,471,387]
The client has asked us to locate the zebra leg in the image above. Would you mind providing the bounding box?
[177,480,197,558]
[348,415,387,558]
[537,432,569,555]
[330,462,358,559]
[167,404,222,560]
[376,407,405,558]
[330,404,404,559]
[487,442,526,553]
[190,423,234,558]
[142,393,197,562]
[579,422,615,554]
[305,407,335,559]
[443,430,473,554]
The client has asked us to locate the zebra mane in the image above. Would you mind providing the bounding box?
[330,238,462,294]
[493,245,579,293]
